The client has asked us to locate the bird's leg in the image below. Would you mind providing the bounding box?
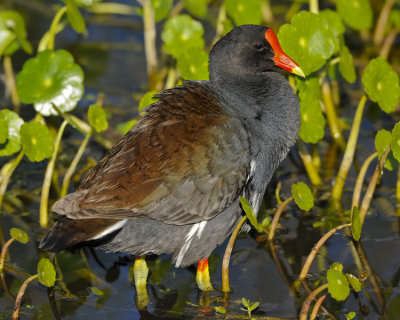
[196,258,214,291]
[133,255,149,310]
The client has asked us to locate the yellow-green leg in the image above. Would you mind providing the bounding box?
[133,255,149,310]
[196,258,214,291]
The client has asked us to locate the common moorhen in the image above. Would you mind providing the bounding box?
[40,25,304,291]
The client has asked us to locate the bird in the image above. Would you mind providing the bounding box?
[40,24,304,292]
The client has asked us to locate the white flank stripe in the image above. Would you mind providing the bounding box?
[176,221,206,267]
[91,219,128,240]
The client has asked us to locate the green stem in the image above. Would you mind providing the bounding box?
[359,148,389,225]
[142,0,158,90]
[268,197,293,241]
[12,274,39,320]
[297,141,322,185]
[332,95,367,203]
[40,120,68,227]
[0,151,24,213]
[3,55,20,112]
[373,0,396,47]
[87,3,138,15]
[46,6,67,51]
[351,152,378,210]
[60,128,92,198]
[222,215,247,293]
[309,0,319,14]
[321,81,346,150]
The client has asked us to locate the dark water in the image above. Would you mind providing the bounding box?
[1,1,400,319]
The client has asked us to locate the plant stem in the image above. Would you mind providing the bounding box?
[87,3,138,15]
[141,0,158,90]
[332,95,367,203]
[321,81,346,150]
[373,0,396,47]
[0,151,24,213]
[275,182,282,205]
[40,120,68,227]
[309,0,319,14]
[299,283,328,320]
[60,128,92,198]
[351,152,378,210]
[46,6,67,51]
[295,223,351,286]
[268,197,293,241]
[359,148,389,225]
[12,274,39,320]
[379,29,398,60]
[222,215,247,293]
[297,141,322,185]
[0,238,15,274]
[3,55,20,112]
[309,293,327,320]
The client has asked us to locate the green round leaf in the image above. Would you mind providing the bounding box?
[384,152,397,171]
[17,50,84,116]
[337,0,373,31]
[177,47,209,80]
[346,273,361,292]
[20,121,54,162]
[291,182,314,211]
[37,258,56,287]
[0,10,32,56]
[224,0,262,26]
[10,227,29,244]
[88,104,108,133]
[66,0,86,33]
[214,306,226,314]
[161,15,204,59]
[327,268,350,301]
[116,119,138,135]
[297,77,325,143]
[320,9,346,37]
[0,109,24,156]
[362,57,400,113]
[391,123,400,163]
[375,129,391,159]
[351,206,361,241]
[0,116,8,144]
[139,91,158,112]
[184,0,208,18]
[152,0,173,22]
[331,262,344,272]
[339,44,356,83]
[278,11,335,75]
[346,312,356,320]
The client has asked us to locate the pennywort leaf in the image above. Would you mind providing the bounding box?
[88,104,108,133]
[139,91,158,112]
[65,0,86,33]
[225,0,262,26]
[327,265,350,301]
[339,43,356,83]
[10,228,29,244]
[362,57,400,113]
[337,0,373,31]
[375,129,391,159]
[37,258,56,287]
[291,182,314,211]
[20,121,54,162]
[17,50,84,116]
[391,123,400,163]
[0,109,24,157]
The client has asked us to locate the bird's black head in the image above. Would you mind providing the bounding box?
[209,25,304,83]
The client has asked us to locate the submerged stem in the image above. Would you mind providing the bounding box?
[332,95,367,203]
[222,215,247,293]
[299,284,328,320]
[295,223,351,286]
[12,274,39,320]
[40,120,68,227]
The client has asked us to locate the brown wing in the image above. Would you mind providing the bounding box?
[54,81,250,225]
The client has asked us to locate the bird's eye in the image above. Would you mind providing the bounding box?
[253,42,264,50]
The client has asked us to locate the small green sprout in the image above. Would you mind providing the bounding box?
[240,297,259,319]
